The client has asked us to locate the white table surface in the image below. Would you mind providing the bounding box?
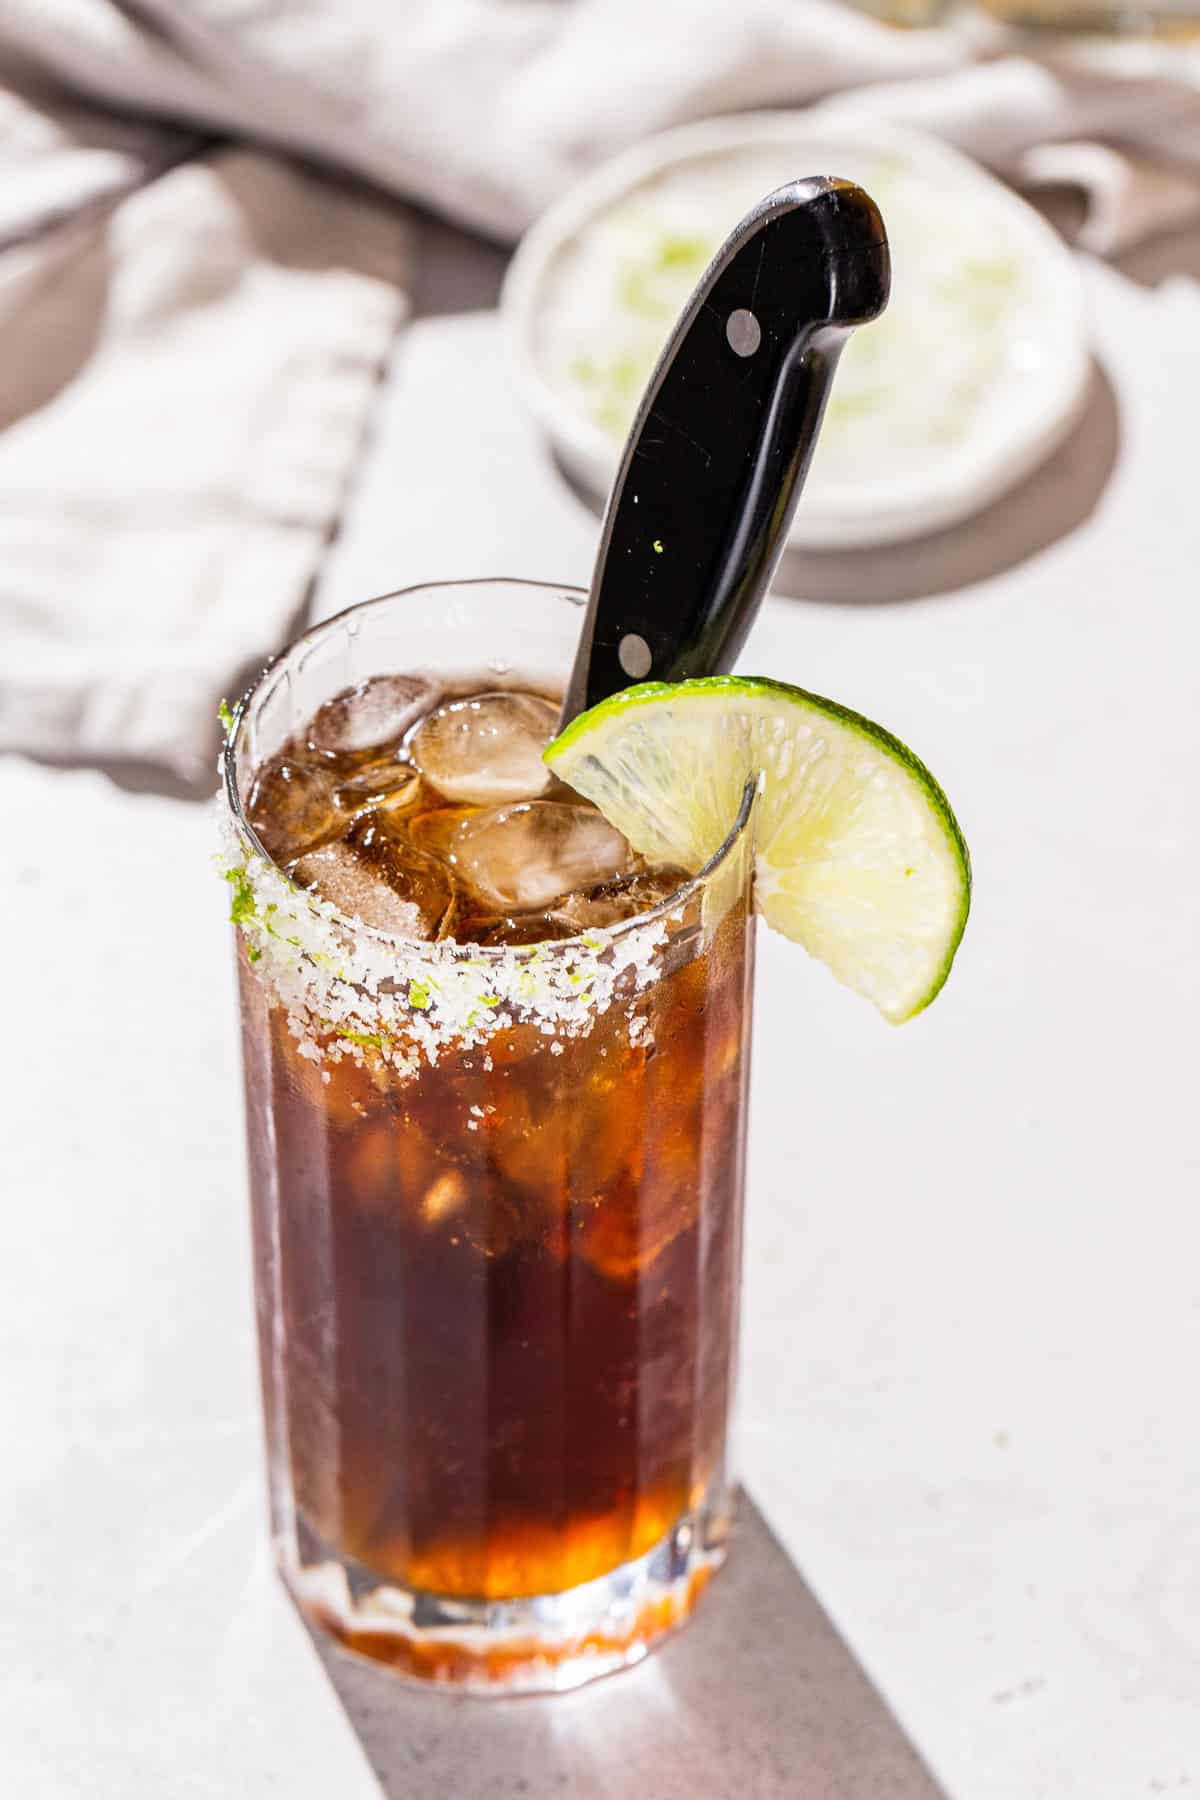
[4,252,1199,1798]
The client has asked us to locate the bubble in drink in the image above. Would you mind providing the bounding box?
[409,692,557,804]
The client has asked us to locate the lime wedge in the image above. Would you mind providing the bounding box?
[544,676,970,1023]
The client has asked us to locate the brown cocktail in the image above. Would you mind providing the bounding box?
[222,580,755,1691]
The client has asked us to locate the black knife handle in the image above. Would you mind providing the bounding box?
[560,177,889,723]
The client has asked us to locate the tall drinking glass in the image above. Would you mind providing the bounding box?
[221,580,756,1692]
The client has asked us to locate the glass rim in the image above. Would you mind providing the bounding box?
[222,576,756,965]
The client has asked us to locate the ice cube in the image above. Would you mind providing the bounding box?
[247,756,340,862]
[405,805,472,863]
[412,801,630,913]
[307,674,436,757]
[409,691,557,803]
[351,814,460,936]
[453,912,580,948]
[574,1059,704,1280]
[333,758,421,817]
[552,869,689,931]
[291,832,455,939]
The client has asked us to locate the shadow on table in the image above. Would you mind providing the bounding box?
[9,647,286,802]
[776,358,1119,605]
[315,1493,948,1800]
[11,749,221,802]
[553,358,1119,609]
[1114,214,1200,290]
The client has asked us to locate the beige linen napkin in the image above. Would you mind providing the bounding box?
[4,0,1200,245]
[2,0,1198,776]
[0,83,409,776]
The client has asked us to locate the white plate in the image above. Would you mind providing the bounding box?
[502,114,1091,549]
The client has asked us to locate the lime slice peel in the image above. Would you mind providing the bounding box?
[544,675,970,1024]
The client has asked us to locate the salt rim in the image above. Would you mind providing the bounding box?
[217,693,754,1079]
[218,806,691,1078]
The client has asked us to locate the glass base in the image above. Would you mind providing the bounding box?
[281,1502,729,1695]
